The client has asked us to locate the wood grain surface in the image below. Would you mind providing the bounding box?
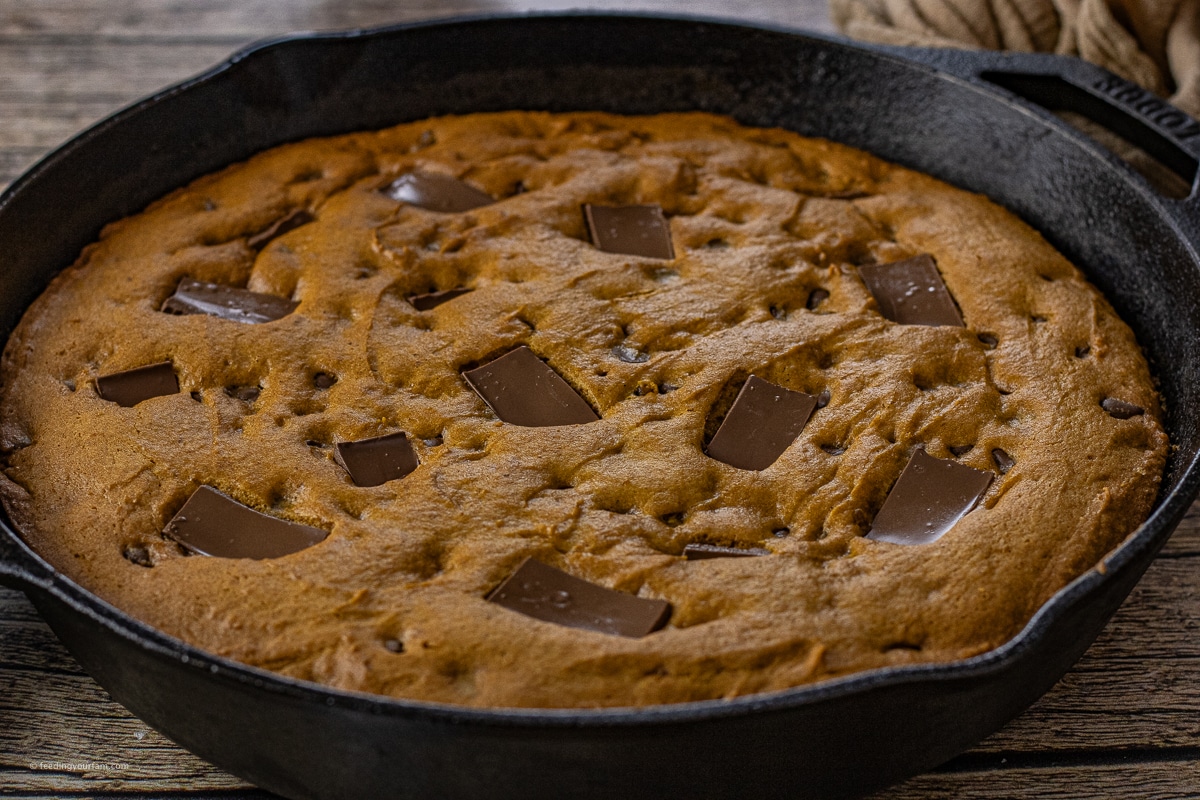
[2,1,1198,798]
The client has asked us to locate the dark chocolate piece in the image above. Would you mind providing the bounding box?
[487,558,670,637]
[858,254,964,327]
[612,344,649,363]
[1101,397,1144,419]
[95,361,179,407]
[992,448,1015,474]
[385,171,493,212]
[409,287,472,311]
[162,278,298,324]
[246,208,314,250]
[867,449,993,546]
[163,486,327,559]
[706,375,817,470]
[335,432,419,488]
[683,543,769,560]
[225,385,260,403]
[583,203,675,260]
[463,346,599,427]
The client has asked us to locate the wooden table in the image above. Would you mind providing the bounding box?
[2,2,1199,797]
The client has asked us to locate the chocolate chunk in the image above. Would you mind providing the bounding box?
[122,545,152,568]
[486,558,670,637]
[335,432,419,487]
[858,254,964,327]
[1102,397,1144,419]
[706,375,817,470]
[162,278,298,324]
[95,361,179,407]
[163,486,327,559]
[583,203,675,260]
[246,208,314,250]
[463,346,599,427]
[683,543,769,560]
[867,449,993,546]
[992,448,1015,474]
[225,385,260,403]
[385,171,493,212]
[612,344,649,363]
[409,287,472,311]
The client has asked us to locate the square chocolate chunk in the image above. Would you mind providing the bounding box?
[162,278,298,324]
[95,361,179,407]
[866,449,993,545]
[487,558,671,637]
[858,255,964,327]
[163,486,327,559]
[584,203,675,260]
[706,375,818,470]
[463,346,598,427]
[335,432,419,488]
[385,171,494,213]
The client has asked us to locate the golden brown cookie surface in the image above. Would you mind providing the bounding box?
[0,112,1168,708]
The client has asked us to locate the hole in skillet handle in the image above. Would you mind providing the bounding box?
[979,70,1198,198]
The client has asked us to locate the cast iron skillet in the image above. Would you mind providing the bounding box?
[1,13,1199,800]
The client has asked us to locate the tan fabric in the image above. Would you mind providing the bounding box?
[831,0,1200,116]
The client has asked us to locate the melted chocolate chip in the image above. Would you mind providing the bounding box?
[122,545,153,568]
[706,375,817,470]
[225,385,261,403]
[246,208,314,250]
[583,203,675,260]
[162,278,298,324]
[409,287,473,311]
[313,372,336,389]
[335,432,419,488]
[163,486,327,559]
[487,558,670,637]
[683,543,769,560]
[992,448,1015,474]
[385,171,493,212]
[463,346,598,427]
[1102,397,1144,419]
[95,362,179,407]
[612,344,649,363]
[807,288,830,310]
[867,449,993,546]
[858,254,964,327]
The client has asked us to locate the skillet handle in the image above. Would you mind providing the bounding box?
[0,524,52,591]
[881,47,1200,203]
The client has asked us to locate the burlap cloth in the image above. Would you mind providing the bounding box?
[831,0,1199,117]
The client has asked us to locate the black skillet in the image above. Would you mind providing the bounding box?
[1,14,1199,800]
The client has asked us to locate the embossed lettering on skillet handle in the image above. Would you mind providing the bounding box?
[879,46,1200,201]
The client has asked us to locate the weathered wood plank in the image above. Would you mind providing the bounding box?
[0,0,834,37]
[881,758,1200,800]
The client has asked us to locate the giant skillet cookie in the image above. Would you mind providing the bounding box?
[0,111,1167,708]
